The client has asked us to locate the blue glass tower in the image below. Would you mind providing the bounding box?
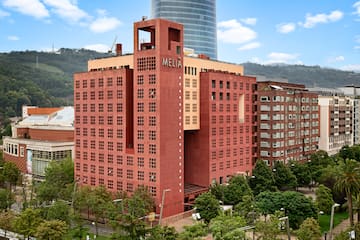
[151,0,217,59]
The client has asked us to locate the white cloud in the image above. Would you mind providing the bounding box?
[341,64,360,72]
[238,42,261,51]
[0,9,10,17]
[353,1,360,16]
[90,17,122,33]
[300,10,343,28]
[217,19,257,44]
[3,0,49,19]
[83,44,109,53]
[7,35,19,41]
[276,23,296,34]
[328,55,345,62]
[42,0,89,23]
[240,18,257,25]
[267,52,299,64]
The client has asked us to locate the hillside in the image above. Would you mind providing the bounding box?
[243,62,360,88]
[0,49,105,127]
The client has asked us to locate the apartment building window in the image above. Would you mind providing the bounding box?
[149,172,156,182]
[82,116,88,124]
[90,116,95,124]
[117,90,123,99]
[219,81,223,88]
[149,130,156,140]
[116,77,122,86]
[149,116,156,126]
[138,171,145,181]
[137,75,144,85]
[116,142,123,152]
[138,89,144,99]
[149,158,156,168]
[98,104,104,112]
[107,77,113,87]
[117,116,123,125]
[149,74,156,84]
[108,142,113,151]
[107,90,113,99]
[91,152,95,161]
[90,141,95,149]
[107,116,113,125]
[82,80,87,88]
[90,104,95,112]
[99,178,104,186]
[99,129,104,137]
[75,80,80,88]
[211,92,216,100]
[226,81,230,89]
[75,92,80,100]
[138,157,144,167]
[99,141,104,150]
[137,144,144,153]
[82,92,87,100]
[149,102,156,112]
[83,104,87,112]
[90,165,96,173]
[138,116,144,126]
[117,129,123,138]
[149,186,156,197]
[117,103,123,112]
[117,181,123,191]
[99,166,104,175]
[108,154,113,164]
[117,155,123,165]
[107,129,113,138]
[149,88,156,98]
[83,163,88,172]
[107,103,113,112]
[127,156,134,166]
[108,180,114,189]
[117,168,123,178]
[90,79,95,88]
[212,80,216,88]
[98,78,103,87]
[127,183,133,193]
[90,91,95,100]
[137,130,144,140]
[98,91,104,99]
[127,170,133,179]
[138,103,144,112]
[99,116,104,125]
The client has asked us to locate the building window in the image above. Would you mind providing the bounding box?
[107,103,113,112]
[117,168,123,178]
[137,144,144,153]
[99,129,104,137]
[149,88,156,98]
[137,130,144,140]
[149,74,156,84]
[138,171,145,181]
[149,172,156,182]
[107,129,113,138]
[116,142,123,152]
[117,116,123,125]
[116,77,122,86]
[138,103,144,112]
[117,90,123,99]
[98,103,104,112]
[137,89,144,99]
[138,157,144,167]
[149,131,156,140]
[90,79,95,88]
[117,129,123,138]
[149,158,156,168]
[108,180,114,189]
[127,156,134,166]
[149,102,156,112]
[98,91,104,99]
[127,170,133,179]
[149,116,156,126]
[117,103,123,112]
[107,77,113,87]
[99,116,104,125]
[138,116,144,126]
[149,144,156,154]
[117,155,123,165]
[137,75,144,85]
[107,90,113,99]
[98,78,103,87]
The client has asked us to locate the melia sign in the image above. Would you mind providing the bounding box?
[162,57,182,68]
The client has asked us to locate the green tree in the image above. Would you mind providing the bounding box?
[0,211,16,237]
[273,161,297,190]
[12,208,43,240]
[255,214,282,240]
[36,157,74,203]
[194,192,220,224]
[310,150,335,183]
[296,217,321,240]
[315,184,334,214]
[0,188,14,210]
[289,161,311,187]
[2,161,20,191]
[234,194,258,225]
[147,225,178,240]
[249,159,276,195]
[209,215,247,240]
[42,200,71,224]
[334,159,360,226]
[35,220,68,240]
[177,223,208,240]
[256,191,318,229]
[223,175,253,205]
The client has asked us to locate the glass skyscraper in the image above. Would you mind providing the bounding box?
[151,0,217,59]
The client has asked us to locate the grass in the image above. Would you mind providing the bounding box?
[318,211,349,233]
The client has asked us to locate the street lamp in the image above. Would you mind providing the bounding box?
[279,216,291,240]
[329,203,340,240]
[159,188,171,225]
[113,198,123,213]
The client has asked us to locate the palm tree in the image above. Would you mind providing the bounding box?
[334,159,360,226]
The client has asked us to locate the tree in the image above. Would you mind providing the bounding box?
[12,208,43,239]
[310,150,335,183]
[35,220,68,240]
[273,161,297,190]
[334,159,360,226]
[194,192,220,224]
[249,159,276,195]
[209,215,247,240]
[255,214,282,240]
[289,161,311,187]
[223,175,253,205]
[147,225,178,240]
[234,195,259,225]
[2,161,20,191]
[177,223,208,240]
[296,217,321,240]
[0,188,14,210]
[42,200,71,224]
[36,157,74,203]
[0,211,16,237]
[315,184,334,214]
[256,191,318,229]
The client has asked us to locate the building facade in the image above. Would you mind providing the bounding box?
[74,18,255,218]
[151,0,217,59]
[318,93,353,155]
[3,106,74,180]
[257,82,320,166]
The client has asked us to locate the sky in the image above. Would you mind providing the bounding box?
[0,0,359,72]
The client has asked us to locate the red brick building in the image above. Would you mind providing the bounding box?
[257,81,319,166]
[74,18,256,218]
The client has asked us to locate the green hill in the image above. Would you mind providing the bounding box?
[243,62,360,88]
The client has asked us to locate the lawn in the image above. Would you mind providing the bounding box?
[318,211,349,233]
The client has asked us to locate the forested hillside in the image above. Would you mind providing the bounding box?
[243,62,360,88]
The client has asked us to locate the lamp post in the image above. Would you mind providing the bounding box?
[113,198,123,213]
[159,188,171,225]
[329,203,340,240]
[279,216,291,240]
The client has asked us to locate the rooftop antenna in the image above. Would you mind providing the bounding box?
[108,36,118,54]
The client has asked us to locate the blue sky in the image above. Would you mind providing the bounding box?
[0,0,359,71]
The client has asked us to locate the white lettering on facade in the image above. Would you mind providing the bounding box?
[162,57,182,68]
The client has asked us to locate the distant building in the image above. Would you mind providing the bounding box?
[3,106,74,180]
[310,88,353,155]
[338,86,360,145]
[73,18,256,218]
[257,81,320,166]
[151,0,217,59]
